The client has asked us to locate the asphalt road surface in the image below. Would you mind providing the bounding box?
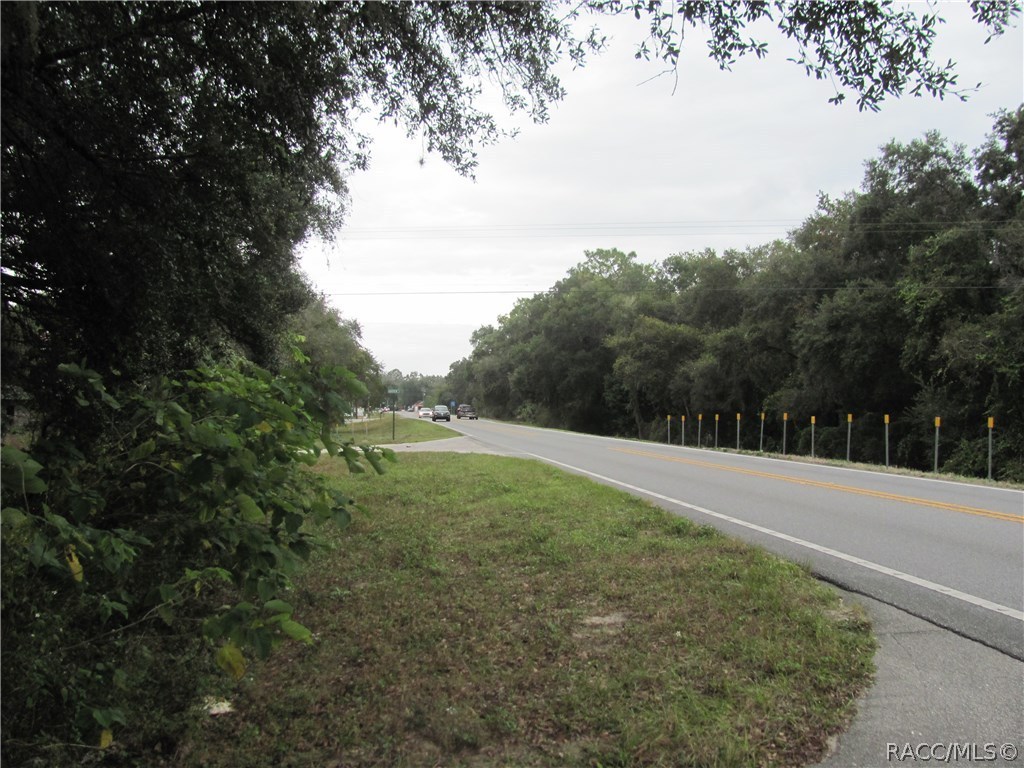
[433,416,1024,660]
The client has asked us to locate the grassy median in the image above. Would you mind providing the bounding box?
[336,413,456,444]
[179,453,875,768]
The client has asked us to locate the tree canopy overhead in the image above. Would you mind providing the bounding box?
[600,0,1020,110]
[2,0,1019,431]
[1,1,594,429]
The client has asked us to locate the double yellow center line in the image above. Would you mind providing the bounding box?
[612,447,1024,524]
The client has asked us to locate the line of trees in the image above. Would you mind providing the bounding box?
[447,109,1024,481]
[378,369,449,412]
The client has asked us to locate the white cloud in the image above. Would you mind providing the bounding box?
[299,4,1023,376]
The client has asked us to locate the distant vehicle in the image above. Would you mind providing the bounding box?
[418,407,432,419]
[431,405,451,422]
[456,404,478,420]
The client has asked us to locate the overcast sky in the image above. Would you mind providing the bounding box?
[298,2,1023,377]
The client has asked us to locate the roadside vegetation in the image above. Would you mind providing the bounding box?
[336,412,456,445]
[0,357,392,767]
[445,110,1024,482]
[179,453,876,768]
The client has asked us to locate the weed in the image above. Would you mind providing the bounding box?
[178,454,875,768]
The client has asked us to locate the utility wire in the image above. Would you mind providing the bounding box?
[333,218,1016,240]
[326,282,1012,298]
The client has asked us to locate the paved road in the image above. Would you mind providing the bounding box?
[396,417,1024,764]
[423,416,1024,660]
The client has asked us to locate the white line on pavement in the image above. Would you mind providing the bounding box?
[528,452,1024,623]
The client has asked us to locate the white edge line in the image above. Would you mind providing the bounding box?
[526,452,1024,623]
[496,420,1024,496]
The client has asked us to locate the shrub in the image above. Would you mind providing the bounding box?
[1,358,392,764]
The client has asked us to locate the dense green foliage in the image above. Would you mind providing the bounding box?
[4,1,1018,435]
[374,368,451,411]
[0,356,391,763]
[289,296,385,406]
[450,110,1024,480]
[0,1,595,435]
[0,4,582,752]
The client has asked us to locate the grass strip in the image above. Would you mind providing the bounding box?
[335,415,456,445]
[180,453,875,768]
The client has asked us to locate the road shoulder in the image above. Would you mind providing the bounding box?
[815,590,1023,767]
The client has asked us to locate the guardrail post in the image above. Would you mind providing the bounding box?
[987,416,994,480]
[884,414,890,467]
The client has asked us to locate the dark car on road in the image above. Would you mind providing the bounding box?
[456,404,478,420]
[432,405,451,422]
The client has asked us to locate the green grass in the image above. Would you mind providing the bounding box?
[336,414,456,444]
[179,454,875,768]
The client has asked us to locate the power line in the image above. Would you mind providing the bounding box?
[335,219,798,241]
[327,289,545,296]
[326,283,1010,298]
[332,218,1016,241]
